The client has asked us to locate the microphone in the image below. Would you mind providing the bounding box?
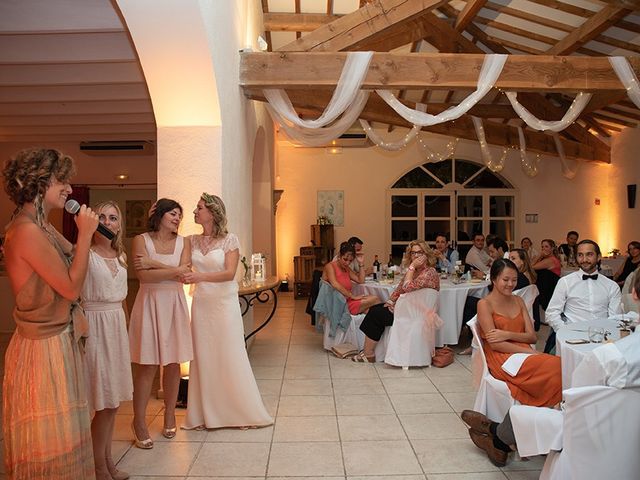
[64,199,116,240]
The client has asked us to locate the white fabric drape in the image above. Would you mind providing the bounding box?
[609,56,640,109]
[518,126,539,177]
[505,91,592,132]
[359,104,425,151]
[267,91,370,147]
[263,51,373,128]
[471,116,506,172]
[553,133,578,179]
[377,54,508,126]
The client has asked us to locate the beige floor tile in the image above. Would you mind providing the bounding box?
[501,454,545,471]
[441,391,477,413]
[334,394,394,416]
[277,395,336,416]
[349,476,425,480]
[290,333,325,345]
[381,377,438,394]
[342,440,422,476]
[248,353,287,366]
[205,425,273,443]
[286,352,330,366]
[399,413,468,440]
[250,344,289,356]
[189,442,269,477]
[130,477,185,480]
[113,414,158,441]
[255,379,283,396]
[118,441,200,476]
[411,438,500,474]
[338,414,406,441]
[503,471,542,480]
[261,394,280,417]
[110,440,131,464]
[429,375,476,393]
[270,477,345,480]
[330,360,380,379]
[281,378,333,396]
[284,364,331,379]
[252,365,285,380]
[389,393,454,415]
[333,378,385,395]
[375,363,428,378]
[424,361,472,378]
[426,473,507,480]
[273,415,339,442]
[268,442,344,477]
[149,414,208,443]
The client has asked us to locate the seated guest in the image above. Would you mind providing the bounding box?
[613,241,640,287]
[476,259,562,407]
[544,239,622,353]
[322,241,379,316]
[354,240,439,363]
[487,237,509,260]
[508,249,536,289]
[462,272,640,467]
[532,239,561,312]
[558,230,579,266]
[520,237,539,263]
[333,236,366,273]
[434,233,458,273]
[465,233,492,274]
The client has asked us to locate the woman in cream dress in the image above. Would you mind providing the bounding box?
[181,193,272,429]
[82,201,132,479]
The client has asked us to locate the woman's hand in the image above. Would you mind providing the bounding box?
[349,294,365,301]
[384,300,395,313]
[410,254,428,269]
[485,329,512,343]
[134,254,153,270]
[74,205,99,240]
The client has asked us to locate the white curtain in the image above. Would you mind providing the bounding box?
[505,91,592,132]
[553,133,578,179]
[263,51,373,128]
[377,54,508,126]
[471,116,506,172]
[518,126,539,177]
[359,104,425,151]
[609,56,640,109]
[267,91,370,147]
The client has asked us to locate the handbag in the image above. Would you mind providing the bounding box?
[431,346,454,368]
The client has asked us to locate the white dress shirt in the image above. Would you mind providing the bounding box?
[465,246,491,273]
[546,269,622,332]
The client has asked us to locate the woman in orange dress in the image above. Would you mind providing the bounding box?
[477,259,561,407]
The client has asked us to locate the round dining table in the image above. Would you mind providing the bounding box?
[555,319,621,389]
[353,277,489,345]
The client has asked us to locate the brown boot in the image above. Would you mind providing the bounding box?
[468,429,508,467]
[461,410,493,435]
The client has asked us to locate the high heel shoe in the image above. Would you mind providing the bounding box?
[162,426,177,439]
[131,422,153,449]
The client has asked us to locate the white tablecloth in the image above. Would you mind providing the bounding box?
[353,279,489,345]
[556,319,620,389]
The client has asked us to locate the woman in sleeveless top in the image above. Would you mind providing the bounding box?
[129,198,192,449]
[181,193,272,430]
[477,259,561,407]
[321,241,380,315]
[2,148,99,479]
[82,201,132,480]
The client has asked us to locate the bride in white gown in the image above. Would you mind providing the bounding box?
[181,193,272,429]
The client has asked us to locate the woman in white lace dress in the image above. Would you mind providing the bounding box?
[82,201,132,480]
[181,193,272,430]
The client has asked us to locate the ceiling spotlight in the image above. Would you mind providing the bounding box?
[115,174,129,181]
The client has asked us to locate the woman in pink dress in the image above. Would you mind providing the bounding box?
[321,241,380,315]
[129,198,193,449]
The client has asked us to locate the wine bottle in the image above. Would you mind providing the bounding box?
[372,255,380,281]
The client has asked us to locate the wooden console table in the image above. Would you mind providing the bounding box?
[239,276,281,343]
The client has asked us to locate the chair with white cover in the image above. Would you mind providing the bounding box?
[469,315,517,422]
[512,284,539,321]
[511,386,640,479]
[313,280,365,351]
[381,288,442,368]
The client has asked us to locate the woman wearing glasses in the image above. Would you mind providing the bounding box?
[353,240,439,363]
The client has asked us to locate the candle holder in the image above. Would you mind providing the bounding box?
[251,253,266,283]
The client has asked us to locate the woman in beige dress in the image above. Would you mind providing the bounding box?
[129,198,192,449]
[82,201,132,479]
[2,147,98,479]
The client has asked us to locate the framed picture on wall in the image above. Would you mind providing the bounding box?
[317,190,344,226]
[126,200,152,237]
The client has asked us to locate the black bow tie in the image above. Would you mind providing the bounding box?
[582,274,598,280]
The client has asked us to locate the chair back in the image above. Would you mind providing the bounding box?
[512,284,539,322]
[541,386,640,479]
[383,288,440,367]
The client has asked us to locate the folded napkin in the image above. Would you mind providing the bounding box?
[501,353,533,377]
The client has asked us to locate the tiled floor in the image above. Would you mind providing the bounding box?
[0,293,547,479]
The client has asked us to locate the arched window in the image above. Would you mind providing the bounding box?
[388,158,517,261]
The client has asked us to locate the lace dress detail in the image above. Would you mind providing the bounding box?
[190,233,240,257]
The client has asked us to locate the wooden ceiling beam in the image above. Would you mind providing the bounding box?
[546,5,632,55]
[246,89,605,162]
[263,13,341,32]
[276,0,448,52]
[455,0,487,31]
[240,52,638,93]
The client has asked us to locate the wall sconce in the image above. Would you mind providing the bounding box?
[326,147,342,155]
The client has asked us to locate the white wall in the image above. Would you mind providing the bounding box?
[275,127,640,279]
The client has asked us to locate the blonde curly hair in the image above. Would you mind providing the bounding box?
[402,239,437,269]
[201,192,228,237]
[2,148,75,226]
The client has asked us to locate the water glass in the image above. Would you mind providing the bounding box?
[588,326,605,343]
